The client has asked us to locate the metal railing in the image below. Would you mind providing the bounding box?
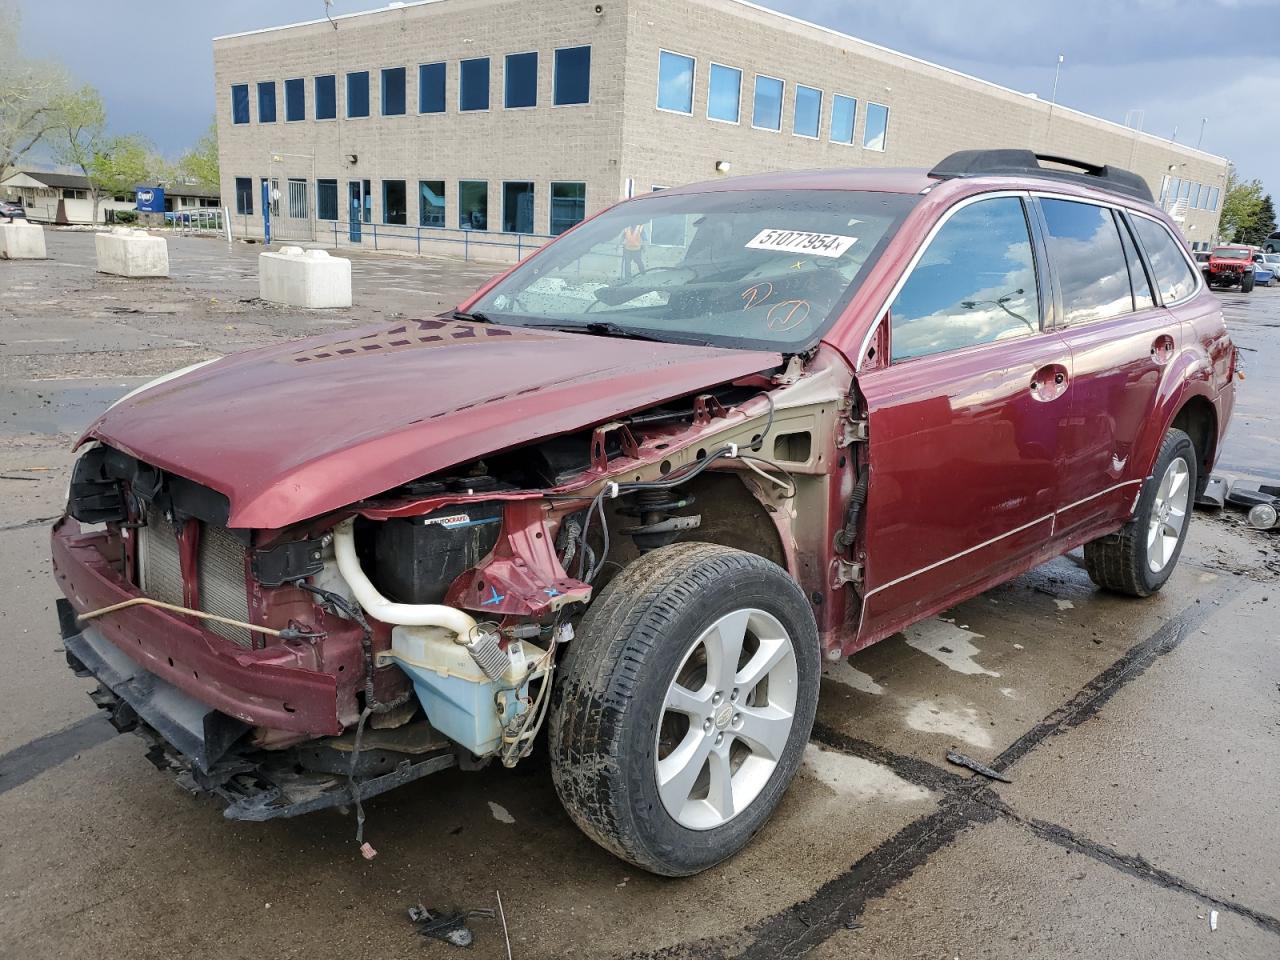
[163,207,229,237]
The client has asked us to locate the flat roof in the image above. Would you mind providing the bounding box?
[213,0,1227,166]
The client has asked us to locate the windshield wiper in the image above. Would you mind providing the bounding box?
[451,309,491,323]
[550,321,711,346]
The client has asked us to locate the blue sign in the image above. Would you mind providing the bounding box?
[135,186,165,212]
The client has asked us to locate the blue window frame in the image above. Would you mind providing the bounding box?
[505,52,537,109]
[231,84,250,124]
[794,84,821,138]
[553,45,591,105]
[418,62,446,114]
[707,63,741,123]
[315,75,336,119]
[346,71,370,118]
[657,50,694,114]
[752,75,783,131]
[460,57,490,111]
[257,81,277,123]
[550,181,585,235]
[381,67,406,116]
[284,78,305,121]
[863,102,889,151]
[316,179,338,221]
[234,177,253,214]
[830,94,856,144]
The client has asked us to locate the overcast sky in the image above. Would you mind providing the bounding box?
[15,0,1279,191]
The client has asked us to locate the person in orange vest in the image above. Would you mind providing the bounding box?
[621,222,646,279]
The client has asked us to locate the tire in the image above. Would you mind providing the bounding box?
[549,542,820,876]
[1084,428,1197,597]
[1242,272,1256,293]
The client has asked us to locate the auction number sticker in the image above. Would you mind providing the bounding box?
[745,229,857,258]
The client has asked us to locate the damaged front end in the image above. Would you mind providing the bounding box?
[51,339,856,824]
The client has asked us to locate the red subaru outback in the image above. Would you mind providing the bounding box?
[53,150,1236,875]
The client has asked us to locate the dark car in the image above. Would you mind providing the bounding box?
[0,200,26,221]
[52,149,1236,876]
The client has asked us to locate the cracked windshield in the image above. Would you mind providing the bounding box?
[470,189,917,349]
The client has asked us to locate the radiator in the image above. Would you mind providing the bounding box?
[138,504,253,648]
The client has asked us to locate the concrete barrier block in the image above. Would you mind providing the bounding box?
[95,228,169,278]
[258,246,352,309]
[0,220,47,259]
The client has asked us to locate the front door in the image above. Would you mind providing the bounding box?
[855,194,1072,645]
[348,181,363,242]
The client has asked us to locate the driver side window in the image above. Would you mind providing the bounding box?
[890,196,1040,362]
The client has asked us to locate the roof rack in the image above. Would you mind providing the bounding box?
[928,149,1154,203]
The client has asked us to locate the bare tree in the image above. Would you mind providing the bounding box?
[52,85,108,223]
[0,2,71,183]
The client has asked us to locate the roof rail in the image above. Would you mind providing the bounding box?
[928,149,1154,203]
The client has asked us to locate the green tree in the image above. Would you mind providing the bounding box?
[1218,164,1265,244]
[51,84,108,221]
[177,118,219,191]
[91,134,155,203]
[1238,194,1276,247]
[0,2,72,182]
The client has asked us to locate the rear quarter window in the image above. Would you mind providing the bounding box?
[1132,216,1198,304]
[1039,198,1133,324]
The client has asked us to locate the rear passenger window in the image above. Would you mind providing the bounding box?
[1117,215,1155,310]
[1039,198,1131,325]
[890,197,1040,362]
[1132,216,1198,303]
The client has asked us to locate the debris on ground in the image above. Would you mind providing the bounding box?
[408,903,497,948]
[1210,909,1219,932]
[946,751,1012,783]
[1223,481,1280,532]
[1195,476,1228,510]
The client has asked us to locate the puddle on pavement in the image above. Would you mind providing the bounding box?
[904,619,1001,677]
[904,700,995,749]
[823,658,885,695]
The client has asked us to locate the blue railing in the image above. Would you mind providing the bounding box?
[324,219,555,262]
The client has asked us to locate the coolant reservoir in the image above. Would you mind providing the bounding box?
[385,625,542,756]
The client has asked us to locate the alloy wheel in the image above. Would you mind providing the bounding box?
[1147,457,1191,574]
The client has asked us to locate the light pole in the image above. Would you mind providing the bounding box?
[1196,117,1208,150]
[1046,54,1064,142]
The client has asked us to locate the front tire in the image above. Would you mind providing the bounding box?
[549,543,820,876]
[1085,428,1197,597]
[1242,272,1256,293]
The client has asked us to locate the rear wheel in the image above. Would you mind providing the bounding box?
[1085,428,1196,597]
[549,543,820,876]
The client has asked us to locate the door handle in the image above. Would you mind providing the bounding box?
[1150,334,1175,365]
[1030,363,1069,401]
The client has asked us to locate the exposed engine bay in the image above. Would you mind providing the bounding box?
[53,349,860,828]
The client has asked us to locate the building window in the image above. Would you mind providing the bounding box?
[794,84,821,138]
[1190,183,1203,209]
[459,180,488,229]
[863,102,889,151]
[505,52,537,109]
[382,180,407,225]
[419,180,445,227]
[419,62,446,113]
[460,58,490,112]
[753,75,784,131]
[503,181,535,234]
[550,181,585,235]
[284,78,305,121]
[707,63,741,123]
[347,71,370,118]
[317,179,338,221]
[381,67,406,116]
[231,84,250,124]
[657,50,694,114]
[287,178,309,219]
[257,81,277,123]
[315,75,336,120]
[830,94,856,144]
[234,177,253,215]
[554,45,591,105]
[1207,186,1220,211]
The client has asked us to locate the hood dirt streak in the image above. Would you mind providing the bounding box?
[88,318,781,528]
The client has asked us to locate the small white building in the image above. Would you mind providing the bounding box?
[0,171,222,225]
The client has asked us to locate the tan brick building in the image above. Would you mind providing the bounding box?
[213,0,1229,259]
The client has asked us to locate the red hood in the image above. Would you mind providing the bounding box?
[87,318,781,528]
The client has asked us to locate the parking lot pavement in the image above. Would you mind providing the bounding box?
[1,233,1278,959]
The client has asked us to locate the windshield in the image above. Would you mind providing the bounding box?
[1213,247,1250,258]
[469,189,917,350]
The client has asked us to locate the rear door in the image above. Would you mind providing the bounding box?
[855,194,1072,641]
[1036,197,1174,536]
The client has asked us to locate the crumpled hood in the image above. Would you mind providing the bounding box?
[87,318,781,528]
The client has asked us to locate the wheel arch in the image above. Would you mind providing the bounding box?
[1168,394,1218,496]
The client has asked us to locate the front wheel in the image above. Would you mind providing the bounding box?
[549,543,820,876]
[1084,428,1197,597]
[1242,272,1256,293]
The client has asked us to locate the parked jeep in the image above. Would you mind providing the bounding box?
[1206,244,1257,292]
[53,150,1236,876]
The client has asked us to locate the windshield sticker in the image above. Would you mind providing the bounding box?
[746,229,857,258]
